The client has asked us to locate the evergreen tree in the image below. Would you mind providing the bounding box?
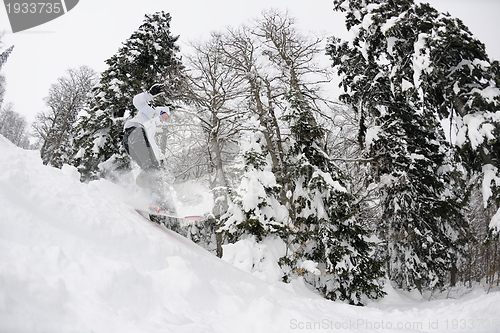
[0,43,14,109]
[0,75,5,109]
[223,129,288,241]
[0,45,13,70]
[281,90,385,304]
[326,0,491,290]
[72,11,185,181]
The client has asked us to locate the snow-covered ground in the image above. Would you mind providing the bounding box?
[0,135,499,333]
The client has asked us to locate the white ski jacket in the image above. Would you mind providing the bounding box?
[124,92,167,162]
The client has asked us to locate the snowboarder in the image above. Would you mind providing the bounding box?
[122,83,176,215]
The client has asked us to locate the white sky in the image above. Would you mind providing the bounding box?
[1,0,499,123]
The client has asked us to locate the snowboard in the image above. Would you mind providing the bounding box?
[135,208,202,221]
[133,169,205,222]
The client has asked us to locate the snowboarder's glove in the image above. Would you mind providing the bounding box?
[148,83,164,97]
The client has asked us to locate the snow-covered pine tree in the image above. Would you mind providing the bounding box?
[222,128,289,241]
[282,90,385,305]
[34,66,97,168]
[0,75,5,109]
[0,44,14,109]
[327,0,479,290]
[0,45,13,71]
[421,8,500,239]
[72,11,185,181]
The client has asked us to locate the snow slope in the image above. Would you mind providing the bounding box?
[0,135,499,333]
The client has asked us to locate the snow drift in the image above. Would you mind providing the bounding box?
[0,135,499,333]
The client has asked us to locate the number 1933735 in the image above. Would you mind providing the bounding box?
[5,2,63,14]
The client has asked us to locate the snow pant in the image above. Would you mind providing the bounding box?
[122,126,176,211]
[122,125,160,189]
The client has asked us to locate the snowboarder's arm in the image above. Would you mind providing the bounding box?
[132,84,165,120]
[133,92,158,119]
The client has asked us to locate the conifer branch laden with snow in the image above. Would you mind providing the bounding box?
[328,0,499,290]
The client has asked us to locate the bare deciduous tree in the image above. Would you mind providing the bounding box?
[32,66,97,168]
[185,34,249,219]
[0,103,30,148]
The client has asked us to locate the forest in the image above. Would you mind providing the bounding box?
[1,0,499,305]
